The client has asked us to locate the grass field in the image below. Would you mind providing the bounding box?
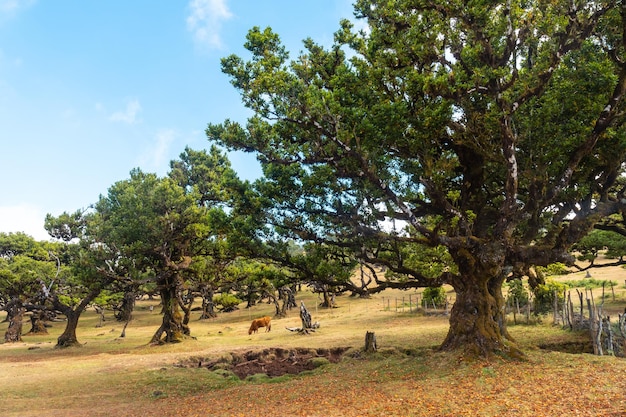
[1,266,626,417]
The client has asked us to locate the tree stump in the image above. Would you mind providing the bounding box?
[364,331,377,353]
[286,301,320,334]
[300,301,312,328]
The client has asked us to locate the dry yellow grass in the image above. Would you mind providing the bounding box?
[1,269,625,417]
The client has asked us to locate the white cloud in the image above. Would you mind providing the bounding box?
[0,204,50,241]
[0,0,35,22]
[0,0,33,13]
[109,98,142,124]
[137,128,177,171]
[186,0,233,50]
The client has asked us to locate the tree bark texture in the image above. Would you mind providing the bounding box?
[319,286,335,308]
[116,291,136,322]
[179,289,193,336]
[287,285,297,308]
[300,301,312,329]
[54,285,107,348]
[618,309,626,356]
[364,331,377,353]
[28,310,48,335]
[150,273,188,344]
[286,302,320,334]
[441,244,520,358]
[199,287,217,319]
[56,309,82,348]
[4,299,24,343]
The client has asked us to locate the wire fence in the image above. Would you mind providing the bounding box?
[380,294,451,315]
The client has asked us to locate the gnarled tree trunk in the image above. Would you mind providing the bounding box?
[150,272,189,344]
[286,285,297,309]
[277,285,295,317]
[179,289,193,335]
[4,299,24,343]
[441,274,520,358]
[313,283,335,308]
[54,286,105,348]
[56,309,81,348]
[28,310,49,335]
[264,290,286,318]
[441,244,520,358]
[199,285,217,319]
[116,290,136,322]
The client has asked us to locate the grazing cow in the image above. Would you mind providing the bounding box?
[248,316,272,335]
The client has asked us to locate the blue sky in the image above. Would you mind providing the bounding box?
[0,0,356,240]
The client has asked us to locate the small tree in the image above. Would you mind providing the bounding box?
[212,293,242,312]
[574,229,626,265]
[44,210,130,348]
[95,170,207,344]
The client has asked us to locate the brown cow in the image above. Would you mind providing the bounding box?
[248,316,272,335]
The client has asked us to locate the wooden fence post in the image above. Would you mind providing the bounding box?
[619,313,626,355]
[553,289,558,325]
[605,316,614,356]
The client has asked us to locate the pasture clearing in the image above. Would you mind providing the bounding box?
[1,269,626,416]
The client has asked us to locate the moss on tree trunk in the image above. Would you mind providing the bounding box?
[150,275,189,344]
[441,271,521,359]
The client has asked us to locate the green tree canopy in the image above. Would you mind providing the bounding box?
[44,210,123,347]
[574,228,626,264]
[0,233,66,342]
[208,0,626,357]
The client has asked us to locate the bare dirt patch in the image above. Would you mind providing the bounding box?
[538,340,594,354]
[177,347,351,379]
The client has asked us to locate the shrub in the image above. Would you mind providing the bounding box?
[245,373,271,383]
[212,369,238,380]
[506,278,529,306]
[536,262,570,277]
[422,286,446,308]
[565,278,617,290]
[533,279,568,314]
